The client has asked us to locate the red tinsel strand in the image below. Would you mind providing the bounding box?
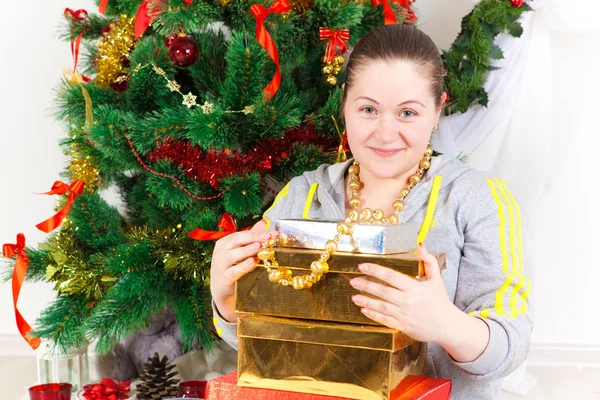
[123,131,226,201]
[148,126,338,189]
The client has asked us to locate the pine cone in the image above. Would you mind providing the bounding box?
[136,352,180,399]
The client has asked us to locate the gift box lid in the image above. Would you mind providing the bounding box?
[275,219,421,254]
[265,246,446,277]
[237,315,415,352]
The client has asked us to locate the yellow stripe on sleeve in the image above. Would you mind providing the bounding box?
[262,182,290,230]
[500,179,528,318]
[302,183,319,220]
[480,178,511,318]
[417,175,443,245]
[496,179,521,318]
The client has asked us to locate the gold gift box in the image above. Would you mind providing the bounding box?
[235,247,446,325]
[237,314,427,400]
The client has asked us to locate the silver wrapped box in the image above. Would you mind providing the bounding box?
[273,219,420,254]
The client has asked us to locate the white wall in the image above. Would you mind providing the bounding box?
[0,0,96,339]
[1,0,598,358]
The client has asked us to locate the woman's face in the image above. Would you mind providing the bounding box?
[343,59,442,180]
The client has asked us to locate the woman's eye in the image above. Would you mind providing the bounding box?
[361,106,376,114]
[400,110,416,118]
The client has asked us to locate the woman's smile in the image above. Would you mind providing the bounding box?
[368,146,406,157]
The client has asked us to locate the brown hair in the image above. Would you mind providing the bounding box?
[341,24,446,116]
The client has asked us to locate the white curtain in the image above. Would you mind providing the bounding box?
[430,0,600,394]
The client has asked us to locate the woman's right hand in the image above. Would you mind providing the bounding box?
[210,219,278,323]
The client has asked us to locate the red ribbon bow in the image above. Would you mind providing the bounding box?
[3,234,40,350]
[64,8,91,82]
[188,213,250,241]
[250,0,291,101]
[134,0,193,40]
[371,0,417,25]
[99,0,108,14]
[319,27,350,63]
[371,0,397,24]
[35,180,86,233]
[82,378,131,400]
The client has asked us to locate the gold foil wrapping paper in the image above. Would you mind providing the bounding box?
[235,247,446,325]
[274,219,421,254]
[237,315,427,400]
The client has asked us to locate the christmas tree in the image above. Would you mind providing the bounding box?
[2,0,530,356]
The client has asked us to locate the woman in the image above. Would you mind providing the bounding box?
[210,24,532,399]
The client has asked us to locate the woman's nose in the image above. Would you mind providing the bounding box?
[375,115,399,141]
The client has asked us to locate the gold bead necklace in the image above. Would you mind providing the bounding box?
[257,145,434,290]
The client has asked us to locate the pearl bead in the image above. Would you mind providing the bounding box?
[349,181,360,191]
[257,249,273,261]
[387,214,399,224]
[348,210,360,221]
[349,165,359,175]
[292,276,305,290]
[420,159,430,170]
[373,209,384,221]
[311,261,325,275]
[268,270,281,282]
[409,175,421,185]
[400,188,410,198]
[337,222,350,234]
[393,200,404,211]
[425,147,433,157]
[349,198,360,208]
[325,240,338,254]
[360,208,373,221]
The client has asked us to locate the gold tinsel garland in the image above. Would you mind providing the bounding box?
[69,155,101,192]
[95,14,136,87]
[41,228,113,301]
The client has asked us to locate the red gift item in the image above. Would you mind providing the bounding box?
[395,375,452,400]
[82,377,131,400]
[205,372,451,400]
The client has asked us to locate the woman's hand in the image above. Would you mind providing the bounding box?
[349,243,459,344]
[210,220,278,323]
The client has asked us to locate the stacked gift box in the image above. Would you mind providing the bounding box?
[230,219,451,400]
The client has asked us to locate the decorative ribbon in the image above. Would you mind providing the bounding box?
[319,27,350,63]
[82,378,131,400]
[371,0,397,25]
[3,234,40,350]
[250,0,291,101]
[35,180,86,233]
[63,67,94,131]
[188,213,249,241]
[99,0,108,14]
[331,115,348,163]
[134,0,192,40]
[64,9,91,82]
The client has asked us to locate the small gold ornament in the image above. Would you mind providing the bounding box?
[182,92,198,108]
[326,75,337,86]
[322,65,333,75]
[262,145,434,288]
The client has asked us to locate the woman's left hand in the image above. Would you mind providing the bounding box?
[350,243,459,344]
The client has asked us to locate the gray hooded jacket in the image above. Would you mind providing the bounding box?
[213,155,533,399]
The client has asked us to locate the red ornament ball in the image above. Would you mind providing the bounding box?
[510,0,523,7]
[169,35,199,67]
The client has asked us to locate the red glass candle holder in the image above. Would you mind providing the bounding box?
[178,380,207,398]
[29,383,72,400]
